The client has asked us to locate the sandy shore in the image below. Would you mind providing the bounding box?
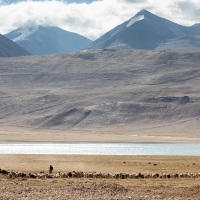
[0,155,200,199]
[0,155,200,173]
[0,127,200,143]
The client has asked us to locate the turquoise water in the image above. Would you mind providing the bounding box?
[0,143,199,155]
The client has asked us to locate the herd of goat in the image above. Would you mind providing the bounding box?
[1,168,200,179]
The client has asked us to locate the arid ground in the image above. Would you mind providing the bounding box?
[0,155,199,199]
[1,127,200,143]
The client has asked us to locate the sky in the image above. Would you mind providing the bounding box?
[0,0,200,40]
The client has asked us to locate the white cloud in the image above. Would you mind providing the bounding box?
[0,0,200,40]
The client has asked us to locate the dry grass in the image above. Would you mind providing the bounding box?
[0,155,200,174]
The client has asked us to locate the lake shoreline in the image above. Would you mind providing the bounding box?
[0,143,199,155]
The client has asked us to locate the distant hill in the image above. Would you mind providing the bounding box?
[0,34,30,57]
[1,49,200,138]
[5,26,92,55]
[87,9,200,52]
[156,35,200,52]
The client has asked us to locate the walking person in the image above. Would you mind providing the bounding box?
[49,164,53,174]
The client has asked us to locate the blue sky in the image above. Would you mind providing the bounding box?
[0,0,200,39]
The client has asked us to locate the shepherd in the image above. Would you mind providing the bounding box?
[49,164,53,174]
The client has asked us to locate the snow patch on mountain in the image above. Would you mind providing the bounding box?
[5,25,92,55]
[88,9,200,51]
[126,15,144,27]
[13,26,39,42]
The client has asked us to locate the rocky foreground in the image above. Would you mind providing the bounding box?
[0,175,200,200]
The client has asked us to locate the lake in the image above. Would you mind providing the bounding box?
[0,143,199,155]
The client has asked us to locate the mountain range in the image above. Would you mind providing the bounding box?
[5,26,92,55]
[0,34,30,57]
[87,9,200,52]
[3,9,200,55]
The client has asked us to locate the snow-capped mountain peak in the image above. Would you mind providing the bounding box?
[12,26,39,42]
[126,9,158,28]
[87,9,200,52]
[5,25,92,55]
[135,9,148,16]
[126,14,144,27]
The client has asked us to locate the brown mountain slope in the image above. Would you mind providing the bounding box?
[0,34,30,57]
[0,50,200,142]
